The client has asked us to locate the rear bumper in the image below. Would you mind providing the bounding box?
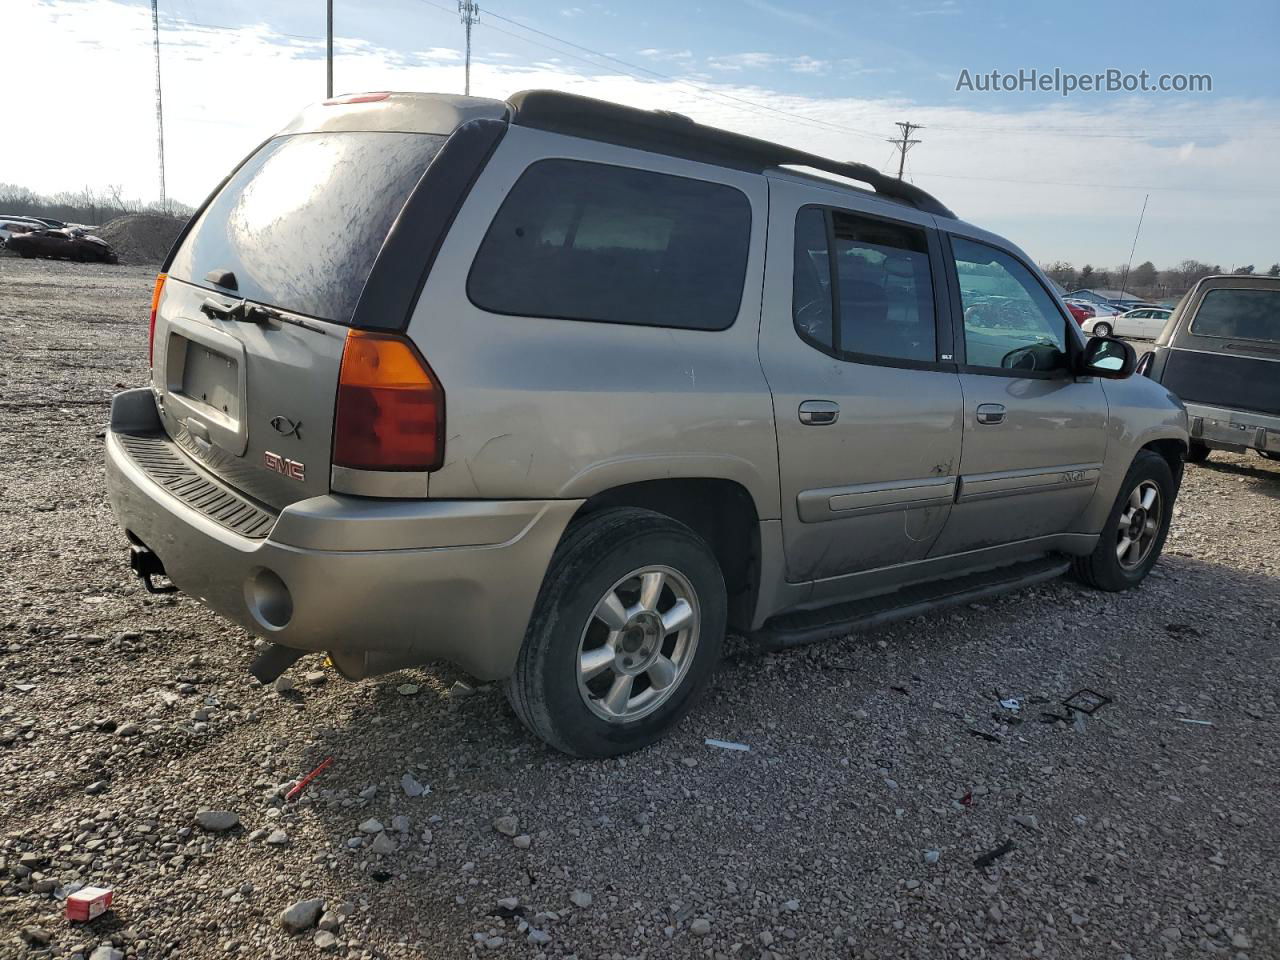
[1186,402,1280,455]
[105,389,582,680]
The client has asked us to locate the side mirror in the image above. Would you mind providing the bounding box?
[1079,336,1136,379]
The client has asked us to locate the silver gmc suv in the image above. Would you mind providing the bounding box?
[105,90,1188,757]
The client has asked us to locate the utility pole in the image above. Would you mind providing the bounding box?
[151,0,167,213]
[459,0,479,95]
[887,121,922,180]
[326,0,334,98]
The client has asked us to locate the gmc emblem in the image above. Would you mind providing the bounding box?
[264,450,305,482]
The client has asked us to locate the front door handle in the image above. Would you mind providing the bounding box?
[976,403,1006,425]
[798,400,840,425]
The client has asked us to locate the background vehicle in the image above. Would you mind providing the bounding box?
[1141,274,1280,463]
[1086,306,1171,339]
[1064,300,1095,324]
[104,90,1187,757]
[0,215,54,247]
[7,227,118,263]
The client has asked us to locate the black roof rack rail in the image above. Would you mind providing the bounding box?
[506,89,956,219]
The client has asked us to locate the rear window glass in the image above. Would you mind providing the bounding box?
[1191,288,1280,343]
[168,131,446,323]
[467,159,751,330]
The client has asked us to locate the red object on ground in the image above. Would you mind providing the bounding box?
[285,756,335,801]
[66,886,113,922]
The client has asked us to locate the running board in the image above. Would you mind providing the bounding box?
[753,556,1070,650]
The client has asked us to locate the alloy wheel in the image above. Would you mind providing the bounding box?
[576,565,701,723]
[1116,479,1162,569]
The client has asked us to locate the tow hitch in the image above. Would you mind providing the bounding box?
[128,543,177,594]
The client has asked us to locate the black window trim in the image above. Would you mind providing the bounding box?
[941,231,1081,380]
[791,203,957,374]
[465,156,755,333]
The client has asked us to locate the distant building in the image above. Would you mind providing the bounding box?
[1067,288,1149,308]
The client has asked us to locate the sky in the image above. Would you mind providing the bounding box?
[7,0,1279,269]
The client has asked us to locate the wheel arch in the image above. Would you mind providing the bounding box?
[570,478,762,632]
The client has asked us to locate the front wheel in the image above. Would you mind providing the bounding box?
[1260,451,1280,462]
[1093,321,1112,338]
[1072,450,1175,591]
[506,508,726,758]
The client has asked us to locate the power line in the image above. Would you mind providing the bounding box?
[458,0,479,95]
[887,120,922,180]
[907,169,1273,195]
[413,0,886,144]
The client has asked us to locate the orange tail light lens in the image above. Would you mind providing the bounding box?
[332,330,444,472]
[147,273,167,367]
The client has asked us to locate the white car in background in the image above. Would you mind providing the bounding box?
[1084,306,1172,340]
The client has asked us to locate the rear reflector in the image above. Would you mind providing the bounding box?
[148,273,167,368]
[332,330,444,472]
[323,92,390,105]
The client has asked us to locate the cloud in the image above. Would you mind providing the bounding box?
[7,0,1277,265]
[560,7,584,16]
[637,48,694,62]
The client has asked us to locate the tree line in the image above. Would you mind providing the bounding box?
[0,183,194,227]
[1040,259,1279,300]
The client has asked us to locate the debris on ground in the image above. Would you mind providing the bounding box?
[704,738,751,751]
[284,756,334,800]
[973,839,1017,869]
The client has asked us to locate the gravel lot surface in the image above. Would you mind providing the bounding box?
[1,258,1278,960]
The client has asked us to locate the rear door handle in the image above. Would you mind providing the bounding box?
[798,400,840,425]
[976,403,1006,425]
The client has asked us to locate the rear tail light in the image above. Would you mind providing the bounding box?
[147,273,167,368]
[332,330,444,472]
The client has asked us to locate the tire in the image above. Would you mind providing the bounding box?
[1072,450,1175,591]
[1185,441,1211,464]
[1093,321,1112,338]
[506,507,726,758]
[1260,451,1280,462]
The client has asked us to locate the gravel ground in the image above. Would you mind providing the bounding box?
[1,258,1278,960]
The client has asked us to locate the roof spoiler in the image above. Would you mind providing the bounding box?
[506,89,956,219]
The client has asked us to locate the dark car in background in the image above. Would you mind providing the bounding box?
[1141,274,1280,462]
[6,228,118,264]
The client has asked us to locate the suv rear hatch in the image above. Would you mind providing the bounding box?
[152,94,507,510]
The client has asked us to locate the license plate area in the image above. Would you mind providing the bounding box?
[161,316,249,456]
[177,341,239,420]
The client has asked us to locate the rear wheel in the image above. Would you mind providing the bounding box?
[1185,441,1211,464]
[506,507,726,758]
[1093,321,1112,337]
[1072,450,1174,591]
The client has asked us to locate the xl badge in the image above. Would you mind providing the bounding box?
[264,450,305,482]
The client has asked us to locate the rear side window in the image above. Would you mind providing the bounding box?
[1190,288,1280,343]
[467,159,751,330]
[791,206,937,364]
[168,131,446,324]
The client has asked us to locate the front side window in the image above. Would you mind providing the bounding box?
[467,159,752,331]
[791,207,937,364]
[1190,288,1280,343]
[951,237,1069,373]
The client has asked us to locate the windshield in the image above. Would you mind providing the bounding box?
[168,130,446,324]
[1191,288,1280,343]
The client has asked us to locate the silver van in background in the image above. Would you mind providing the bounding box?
[105,90,1187,757]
